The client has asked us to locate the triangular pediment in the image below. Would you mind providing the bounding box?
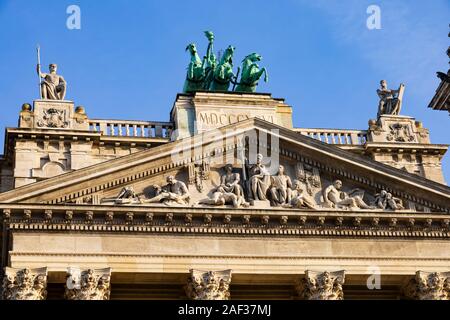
[0,118,448,213]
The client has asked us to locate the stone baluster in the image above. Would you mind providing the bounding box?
[185,269,232,300]
[1,267,48,300]
[296,270,345,300]
[403,271,450,300]
[64,267,112,300]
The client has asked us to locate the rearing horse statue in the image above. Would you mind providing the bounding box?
[183,43,206,93]
[235,53,268,93]
[209,45,236,91]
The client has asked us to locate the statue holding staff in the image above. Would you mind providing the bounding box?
[36,46,67,100]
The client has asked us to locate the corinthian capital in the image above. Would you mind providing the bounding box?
[2,267,48,300]
[64,267,112,300]
[297,270,346,300]
[185,269,232,300]
[404,271,450,300]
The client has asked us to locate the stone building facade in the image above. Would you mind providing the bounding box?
[0,92,449,300]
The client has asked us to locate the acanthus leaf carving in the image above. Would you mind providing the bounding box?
[185,269,232,300]
[1,267,48,300]
[64,267,112,300]
[403,271,450,300]
[296,270,345,300]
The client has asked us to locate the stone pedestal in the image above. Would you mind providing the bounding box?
[368,114,429,144]
[19,100,89,131]
[365,114,447,184]
[171,92,293,140]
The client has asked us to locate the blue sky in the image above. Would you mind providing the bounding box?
[0,0,449,182]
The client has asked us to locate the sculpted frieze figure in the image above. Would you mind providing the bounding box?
[144,175,190,205]
[101,186,141,204]
[323,180,372,210]
[287,179,318,209]
[404,271,450,300]
[376,80,405,117]
[65,268,112,300]
[185,269,232,300]
[374,189,404,210]
[37,63,66,100]
[197,164,248,208]
[269,165,292,206]
[2,267,48,300]
[198,191,249,208]
[247,153,271,202]
[217,164,244,198]
[297,270,345,300]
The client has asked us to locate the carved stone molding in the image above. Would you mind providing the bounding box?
[185,269,232,300]
[1,267,48,300]
[64,267,112,300]
[296,270,345,300]
[403,271,450,300]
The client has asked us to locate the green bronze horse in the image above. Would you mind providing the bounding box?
[183,43,206,93]
[235,53,268,93]
[209,45,236,91]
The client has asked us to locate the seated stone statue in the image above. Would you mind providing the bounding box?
[323,180,372,210]
[217,164,244,198]
[247,153,270,202]
[269,165,292,206]
[288,180,317,209]
[144,175,190,205]
[377,80,404,117]
[197,191,249,208]
[37,63,66,100]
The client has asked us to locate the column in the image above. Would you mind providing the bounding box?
[296,270,346,300]
[64,267,112,300]
[403,271,450,300]
[185,269,232,300]
[2,267,48,300]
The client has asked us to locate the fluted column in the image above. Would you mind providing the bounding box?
[1,267,48,300]
[185,269,232,300]
[404,271,450,300]
[64,267,112,300]
[296,270,346,300]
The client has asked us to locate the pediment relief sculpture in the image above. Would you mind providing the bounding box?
[196,164,249,208]
[143,175,190,205]
[322,180,373,210]
[94,154,419,213]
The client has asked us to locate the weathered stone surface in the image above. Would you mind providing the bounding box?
[185,269,232,300]
[296,270,345,300]
[403,271,450,300]
[64,267,112,300]
[171,92,292,139]
[1,267,47,300]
